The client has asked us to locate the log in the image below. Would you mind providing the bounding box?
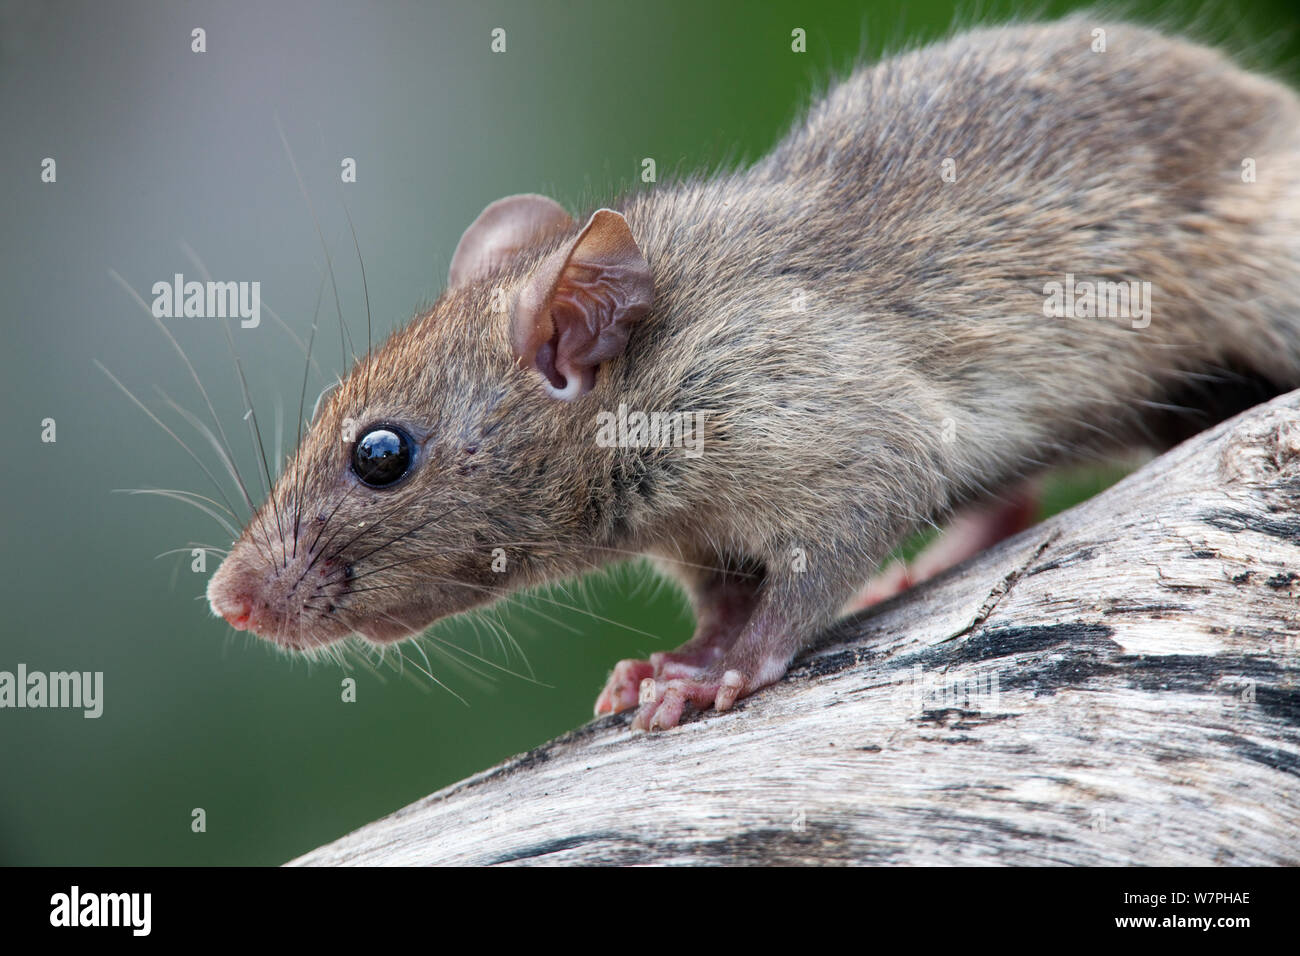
[291,391,1300,866]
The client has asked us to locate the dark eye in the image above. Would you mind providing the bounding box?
[351,425,414,487]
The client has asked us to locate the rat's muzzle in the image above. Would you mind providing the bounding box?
[207,542,351,650]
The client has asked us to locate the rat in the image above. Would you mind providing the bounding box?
[207,17,1300,730]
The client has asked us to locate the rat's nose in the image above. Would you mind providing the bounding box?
[213,594,253,630]
[206,546,343,648]
[207,556,262,631]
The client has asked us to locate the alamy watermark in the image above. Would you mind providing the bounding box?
[1043,273,1152,329]
[595,403,708,458]
[150,272,260,328]
[50,886,150,936]
[0,664,102,718]
[888,663,1000,714]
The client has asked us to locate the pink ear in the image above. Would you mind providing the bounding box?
[449,194,575,288]
[511,209,654,400]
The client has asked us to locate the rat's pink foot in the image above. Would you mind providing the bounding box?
[594,658,655,715]
[594,646,723,715]
[632,669,748,731]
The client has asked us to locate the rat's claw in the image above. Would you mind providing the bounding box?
[632,674,744,731]
[644,683,687,730]
[713,669,747,711]
[594,658,655,715]
[594,650,718,715]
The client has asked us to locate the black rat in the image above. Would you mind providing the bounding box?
[207,17,1300,730]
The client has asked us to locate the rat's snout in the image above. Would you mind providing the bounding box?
[206,543,350,650]
[211,590,252,630]
[206,558,285,640]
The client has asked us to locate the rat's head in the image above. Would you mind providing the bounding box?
[207,195,654,651]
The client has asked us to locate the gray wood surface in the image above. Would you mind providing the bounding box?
[292,392,1300,865]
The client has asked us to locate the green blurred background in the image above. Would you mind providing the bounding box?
[1,0,1297,865]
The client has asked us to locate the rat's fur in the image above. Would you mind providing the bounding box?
[209,16,1300,728]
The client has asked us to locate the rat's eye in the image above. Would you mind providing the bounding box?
[352,425,414,488]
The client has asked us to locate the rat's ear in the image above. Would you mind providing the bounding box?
[449,194,575,288]
[511,208,654,400]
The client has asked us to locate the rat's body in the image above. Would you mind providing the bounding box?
[209,18,1300,729]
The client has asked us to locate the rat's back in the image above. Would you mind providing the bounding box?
[758,17,1300,370]
[621,17,1300,482]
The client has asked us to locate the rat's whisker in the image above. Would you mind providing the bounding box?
[328,504,460,570]
[277,115,356,371]
[378,608,531,691]
[366,611,469,704]
[180,243,289,570]
[336,169,374,409]
[273,395,284,481]
[262,298,327,385]
[343,567,664,642]
[499,591,585,640]
[157,543,229,560]
[419,626,548,688]
[336,583,401,595]
[321,497,422,563]
[233,352,285,568]
[292,284,325,561]
[152,386,282,567]
[310,381,339,423]
[299,487,388,578]
[96,364,270,563]
[476,603,537,677]
[404,637,442,692]
[299,481,365,576]
[116,488,240,538]
[116,486,238,522]
[152,389,253,518]
[106,268,257,519]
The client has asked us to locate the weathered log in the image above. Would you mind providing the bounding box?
[292,391,1300,865]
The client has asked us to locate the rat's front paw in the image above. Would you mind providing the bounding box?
[594,658,656,715]
[594,648,721,715]
[631,669,748,731]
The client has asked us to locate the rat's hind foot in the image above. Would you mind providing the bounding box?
[631,669,748,731]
